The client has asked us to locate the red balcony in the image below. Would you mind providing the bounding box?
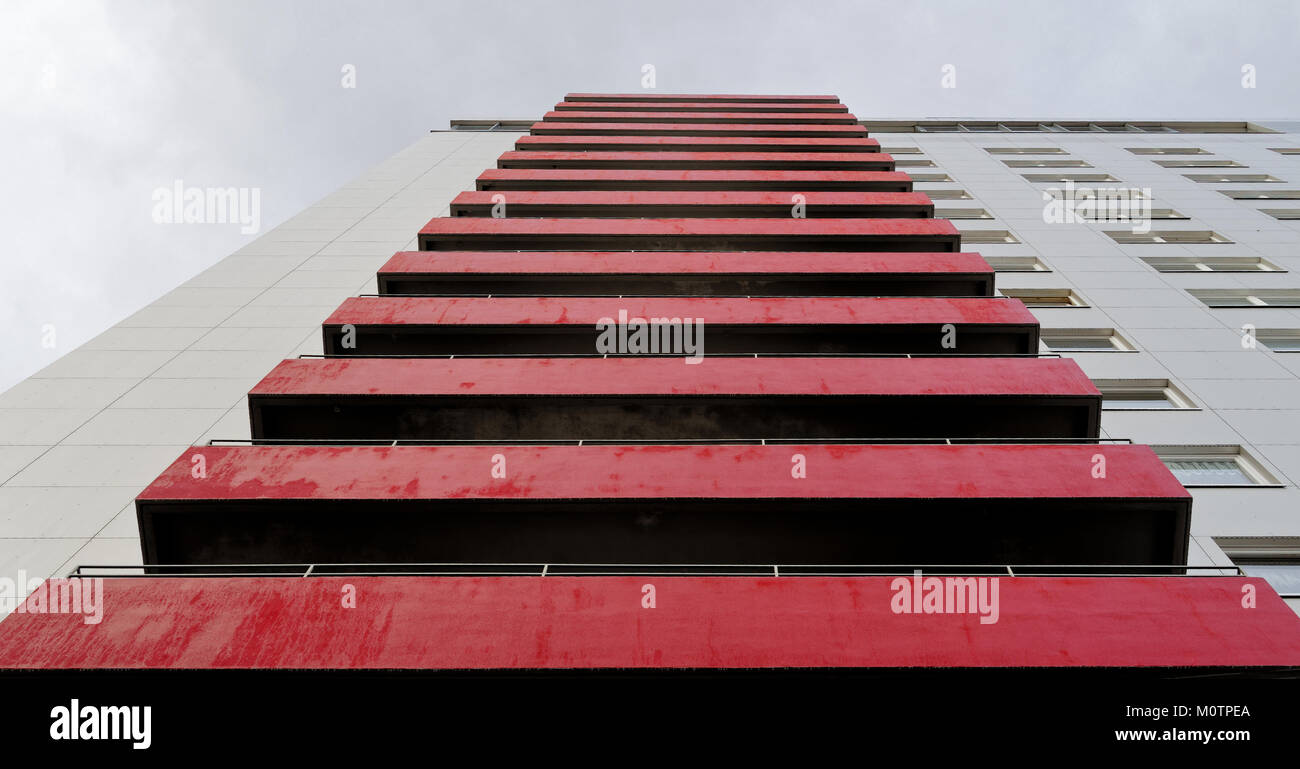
[476,168,912,192]
[565,92,842,103]
[530,121,868,138]
[417,217,960,252]
[541,110,860,125]
[553,100,851,113]
[374,250,996,297]
[449,190,927,218]
[134,443,1185,567]
[245,356,1100,442]
[320,296,1038,355]
[515,134,881,152]
[495,150,892,170]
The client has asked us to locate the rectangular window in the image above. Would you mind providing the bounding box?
[1154,446,1281,487]
[1003,159,1092,168]
[925,189,973,200]
[999,288,1086,307]
[1268,148,1300,156]
[985,147,1068,155]
[1219,189,1300,200]
[1188,289,1300,308]
[1142,256,1283,272]
[1257,330,1300,352]
[1041,328,1136,352]
[985,256,1049,272]
[909,173,954,182]
[895,159,936,167]
[1219,538,1300,597]
[1126,147,1210,155]
[1076,208,1186,221]
[881,146,921,154]
[1094,379,1196,410]
[1262,209,1300,220]
[935,207,993,219]
[960,230,1020,244]
[1023,173,1121,183]
[1107,230,1231,244]
[1185,173,1283,183]
[1154,159,1245,168]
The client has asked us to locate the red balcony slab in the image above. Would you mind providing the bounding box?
[566,92,842,104]
[246,356,1099,442]
[531,121,867,138]
[449,190,929,218]
[476,169,912,192]
[13,576,1293,671]
[130,443,1185,567]
[375,250,996,297]
[320,296,1038,355]
[541,110,860,125]
[417,217,960,252]
[515,134,881,152]
[554,101,850,113]
[496,150,890,171]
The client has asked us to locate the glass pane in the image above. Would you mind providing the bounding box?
[1239,564,1300,596]
[1105,397,1174,409]
[1166,459,1252,485]
[1262,339,1300,351]
[1045,337,1115,350]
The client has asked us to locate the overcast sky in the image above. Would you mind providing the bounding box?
[2,0,1299,391]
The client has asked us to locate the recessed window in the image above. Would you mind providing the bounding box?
[1154,159,1245,168]
[1075,208,1186,221]
[985,147,1068,155]
[1154,446,1281,487]
[985,256,1049,272]
[1256,329,1300,352]
[925,189,973,200]
[1188,289,1300,308]
[1023,173,1121,183]
[1141,256,1283,272]
[1041,328,1136,352]
[1044,187,1150,200]
[895,159,936,167]
[1095,379,1197,410]
[1268,148,1300,156]
[909,173,954,182]
[1107,230,1232,244]
[936,207,993,219]
[881,146,922,154]
[1185,173,1283,183]
[1126,147,1210,155]
[1003,159,1093,168]
[999,288,1086,307]
[1219,538,1300,596]
[1219,189,1300,200]
[1262,208,1300,220]
[960,230,1020,244]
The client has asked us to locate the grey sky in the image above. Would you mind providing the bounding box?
[2,0,1298,391]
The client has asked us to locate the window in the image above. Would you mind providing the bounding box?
[1094,379,1197,410]
[1256,329,1300,352]
[1003,159,1092,168]
[1185,173,1283,183]
[1141,256,1283,272]
[935,207,993,219]
[863,121,1274,134]
[1075,208,1186,221]
[998,288,1086,307]
[1154,446,1281,487]
[1262,208,1300,220]
[1107,230,1231,244]
[447,120,533,131]
[1188,289,1300,308]
[881,146,922,154]
[960,230,1020,244]
[925,189,973,200]
[909,173,954,182]
[1268,148,1300,156]
[1219,538,1300,596]
[1219,189,1300,200]
[985,147,1068,155]
[1154,159,1245,168]
[1126,147,1210,155]
[985,256,1049,272]
[895,159,936,167]
[1023,173,1121,183]
[1040,328,1136,352]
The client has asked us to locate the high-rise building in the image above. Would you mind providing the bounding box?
[2,96,1299,685]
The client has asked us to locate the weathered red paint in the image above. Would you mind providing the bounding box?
[515,134,881,152]
[417,216,960,252]
[249,356,1098,398]
[531,122,867,137]
[449,190,929,218]
[541,110,859,125]
[323,296,1035,328]
[3,576,1293,670]
[565,92,841,103]
[496,150,891,170]
[476,168,912,191]
[553,101,850,113]
[376,250,993,277]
